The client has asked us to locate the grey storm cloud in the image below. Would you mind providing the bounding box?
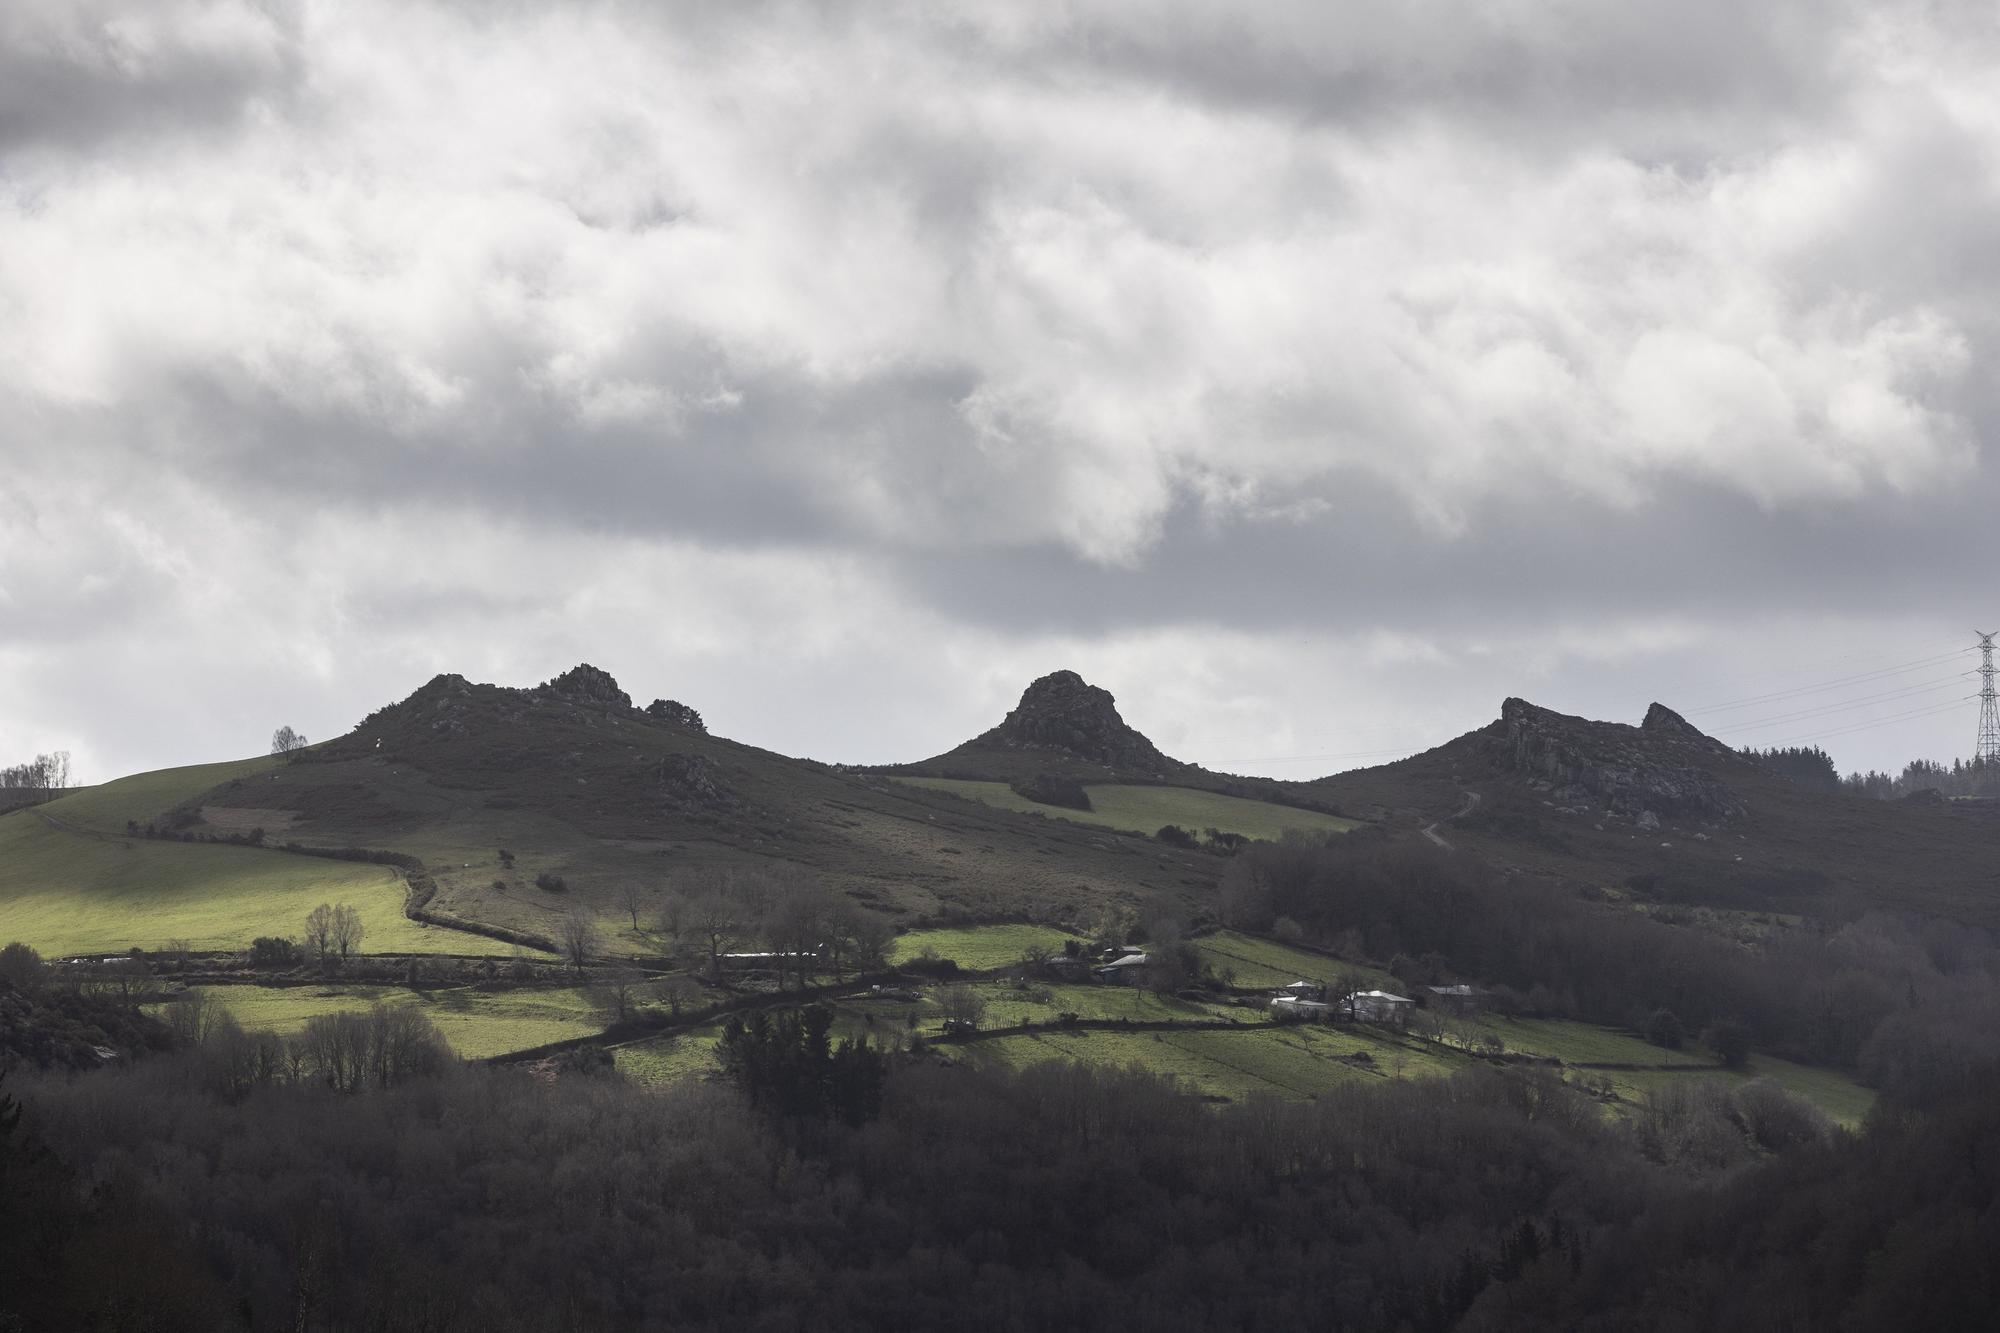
[4,0,2000,782]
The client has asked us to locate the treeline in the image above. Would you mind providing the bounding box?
[1839,755,2000,800]
[1217,833,2000,1084]
[10,1013,2000,1332]
[0,1040,1748,1332]
[1744,743,2000,800]
[1740,744,1840,792]
[0,748,70,800]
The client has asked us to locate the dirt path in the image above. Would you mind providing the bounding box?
[1421,790,1481,849]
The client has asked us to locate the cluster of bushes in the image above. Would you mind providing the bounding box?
[1009,773,1092,810]
[0,945,173,1072]
[156,992,451,1099]
[126,816,266,846]
[1154,824,1249,854]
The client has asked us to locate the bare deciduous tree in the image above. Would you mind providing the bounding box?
[304,903,335,961]
[589,967,645,1024]
[687,884,742,980]
[330,904,364,961]
[560,908,599,975]
[757,871,832,988]
[659,974,703,1018]
[938,985,988,1031]
[655,891,688,956]
[2,750,71,801]
[162,989,223,1046]
[271,725,308,754]
[847,910,896,973]
[614,879,647,932]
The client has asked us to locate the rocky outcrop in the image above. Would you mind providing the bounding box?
[535,664,632,711]
[975,671,1179,775]
[1490,698,1743,820]
[659,754,734,810]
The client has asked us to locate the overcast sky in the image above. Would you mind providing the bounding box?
[6,0,2000,786]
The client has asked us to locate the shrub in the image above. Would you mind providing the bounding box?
[1155,824,1198,849]
[1704,1018,1754,1069]
[1645,1007,1686,1051]
[0,941,47,993]
[1010,773,1092,811]
[535,872,567,893]
[248,937,301,967]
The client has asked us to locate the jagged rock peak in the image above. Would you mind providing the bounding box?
[983,670,1176,773]
[1490,695,1741,819]
[1642,702,1697,735]
[535,664,632,710]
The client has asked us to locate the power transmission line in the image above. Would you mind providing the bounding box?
[1715,672,1977,736]
[1766,695,1977,749]
[1687,646,1976,715]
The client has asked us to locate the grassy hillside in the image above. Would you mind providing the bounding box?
[43,754,283,833]
[149,983,605,1060]
[893,778,1358,841]
[888,924,1086,970]
[1189,930,1400,991]
[139,669,1230,947]
[0,810,504,955]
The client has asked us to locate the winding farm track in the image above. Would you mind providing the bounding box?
[1421,790,1481,849]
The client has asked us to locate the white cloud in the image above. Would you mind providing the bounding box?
[3,0,1999,781]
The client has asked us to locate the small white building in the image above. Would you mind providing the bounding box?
[1269,995,1336,1022]
[1278,980,1323,1000]
[1095,952,1151,985]
[1353,989,1415,1028]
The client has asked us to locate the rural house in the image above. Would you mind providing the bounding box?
[1424,984,1489,1016]
[1269,994,1337,1022]
[1353,989,1415,1028]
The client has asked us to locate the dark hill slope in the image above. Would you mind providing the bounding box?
[1309,698,2000,926]
[885,670,1350,818]
[896,669,1186,782]
[162,666,1217,940]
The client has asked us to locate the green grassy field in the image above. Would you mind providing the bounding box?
[1472,1016,1716,1067]
[956,1023,1465,1101]
[612,1022,727,1083]
[43,754,283,833]
[1188,930,1399,991]
[0,810,513,955]
[1601,1056,1877,1130]
[152,983,608,1060]
[893,778,1359,841]
[828,980,1232,1043]
[888,924,1086,970]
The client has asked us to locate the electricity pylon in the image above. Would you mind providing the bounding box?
[1978,632,2000,765]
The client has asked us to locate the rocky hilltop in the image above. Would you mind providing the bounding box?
[1484,697,1745,822]
[967,670,1181,776]
[314,664,739,812]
